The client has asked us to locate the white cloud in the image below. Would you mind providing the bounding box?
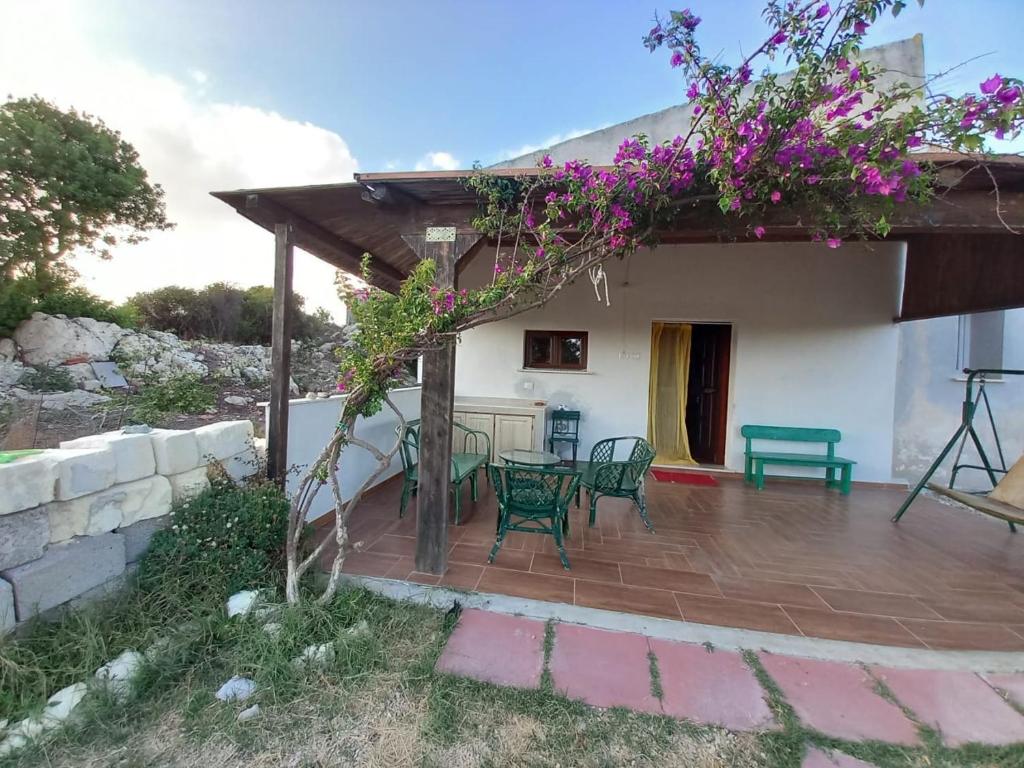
[0,2,357,322]
[414,151,460,171]
[188,68,208,86]
[495,125,609,162]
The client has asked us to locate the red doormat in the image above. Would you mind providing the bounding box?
[650,468,719,486]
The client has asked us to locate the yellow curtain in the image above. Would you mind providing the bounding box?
[647,322,696,465]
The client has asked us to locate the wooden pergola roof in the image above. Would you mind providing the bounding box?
[212,153,1024,298]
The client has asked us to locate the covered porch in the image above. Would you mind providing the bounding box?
[332,471,1024,652]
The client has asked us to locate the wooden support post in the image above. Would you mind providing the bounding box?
[402,228,481,575]
[267,222,294,485]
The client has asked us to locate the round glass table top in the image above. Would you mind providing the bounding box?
[498,449,562,467]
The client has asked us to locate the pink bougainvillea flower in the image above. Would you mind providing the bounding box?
[849,67,861,82]
[853,19,868,34]
[754,226,766,239]
[981,74,1003,95]
[827,237,842,249]
[535,247,546,260]
[770,190,782,203]
[670,50,684,67]
[770,31,787,45]
[686,81,700,100]
[815,3,830,19]
[541,154,553,168]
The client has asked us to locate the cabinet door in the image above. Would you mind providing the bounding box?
[493,414,534,459]
[459,412,494,456]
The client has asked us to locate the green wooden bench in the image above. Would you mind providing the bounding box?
[397,419,491,525]
[741,425,856,494]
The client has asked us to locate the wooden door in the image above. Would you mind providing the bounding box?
[685,324,731,465]
[493,414,534,459]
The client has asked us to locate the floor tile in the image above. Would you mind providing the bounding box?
[676,594,799,634]
[549,624,661,714]
[872,666,1024,746]
[477,567,573,604]
[714,577,830,609]
[340,550,401,577]
[574,580,682,619]
[367,534,417,557]
[450,542,534,571]
[811,587,942,620]
[759,654,920,745]
[532,553,621,584]
[982,673,1024,708]
[917,596,1024,624]
[802,746,879,768]
[435,609,545,688]
[439,561,484,591]
[783,606,925,647]
[898,619,1024,651]
[620,563,720,596]
[651,638,775,730]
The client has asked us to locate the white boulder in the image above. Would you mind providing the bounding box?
[53,447,118,501]
[47,475,172,542]
[292,643,335,669]
[14,313,128,366]
[0,453,58,516]
[150,429,201,475]
[166,466,210,502]
[95,649,145,701]
[237,704,261,722]
[194,420,254,462]
[215,676,256,702]
[0,337,15,362]
[226,590,261,618]
[0,361,25,388]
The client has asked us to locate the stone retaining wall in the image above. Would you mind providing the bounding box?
[0,420,263,632]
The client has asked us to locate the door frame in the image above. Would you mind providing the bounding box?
[648,318,736,468]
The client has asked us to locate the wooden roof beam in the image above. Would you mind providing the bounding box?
[244,193,406,293]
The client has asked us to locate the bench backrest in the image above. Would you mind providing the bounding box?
[741,425,841,456]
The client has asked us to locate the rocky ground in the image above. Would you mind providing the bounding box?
[0,313,354,449]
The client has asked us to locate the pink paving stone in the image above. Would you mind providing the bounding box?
[435,609,545,689]
[549,624,661,714]
[983,673,1024,709]
[650,638,775,731]
[871,666,1024,747]
[802,747,879,768]
[759,654,920,745]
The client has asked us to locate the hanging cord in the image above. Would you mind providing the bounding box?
[589,263,610,307]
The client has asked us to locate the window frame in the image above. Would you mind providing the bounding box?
[523,329,589,371]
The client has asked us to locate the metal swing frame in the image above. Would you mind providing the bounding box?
[892,367,1024,529]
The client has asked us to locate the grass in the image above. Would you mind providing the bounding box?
[2,581,1023,767]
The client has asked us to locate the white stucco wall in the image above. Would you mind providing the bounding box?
[455,241,906,483]
[272,386,422,521]
[893,309,1024,484]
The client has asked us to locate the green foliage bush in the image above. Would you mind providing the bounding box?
[138,477,289,601]
[128,282,336,344]
[0,277,136,336]
[19,365,76,393]
[129,374,215,424]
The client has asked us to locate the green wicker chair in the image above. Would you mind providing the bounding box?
[488,464,581,569]
[396,419,490,525]
[576,436,657,531]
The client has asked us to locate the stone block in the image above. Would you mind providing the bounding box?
[0,507,49,571]
[53,447,117,501]
[2,534,125,620]
[167,466,210,502]
[0,453,57,516]
[150,429,201,475]
[47,475,172,542]
[194,420,254,462]
[221,447,260,483]
[60,431,156,484]
[119,517,169,563]
[0,578,14,634]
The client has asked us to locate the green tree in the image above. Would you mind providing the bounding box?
[0,96,172,294]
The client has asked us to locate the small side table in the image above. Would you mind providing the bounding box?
[548,409,581,464]
[499,449,562,467]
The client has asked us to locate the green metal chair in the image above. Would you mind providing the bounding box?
[396,419,491,525]
[577,436,657,531]
[488,464,580,569]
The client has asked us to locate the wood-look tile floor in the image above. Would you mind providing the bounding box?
[324,473,1024,651]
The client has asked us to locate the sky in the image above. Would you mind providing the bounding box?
[1,0,1022,320]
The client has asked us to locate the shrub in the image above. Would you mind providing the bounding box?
[0,277,135,336]
[19,365,76,392]
[130,374,215,424]
[127,285,209,339]
[138,477,289,600]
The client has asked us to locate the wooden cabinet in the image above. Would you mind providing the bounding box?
[493,414,534,458]
[453,411,494,455]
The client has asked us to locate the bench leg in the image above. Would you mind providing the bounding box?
[825,466,836,488]
[452,483,462,526]
[552,516,571,569]
[840,465,852,495]
[755,460,765,491]
[744,454,752,483]
[470,471,479,502]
